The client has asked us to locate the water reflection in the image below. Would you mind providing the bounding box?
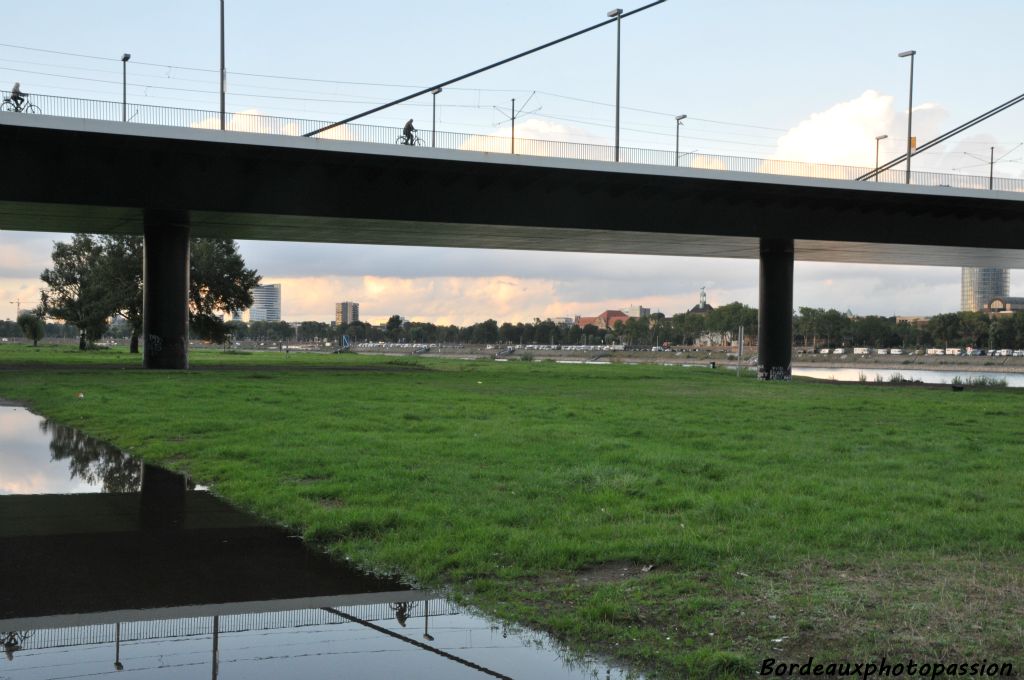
[40,419,141,493]
[0,406,640,679]
[2,600,612,679]
[794,366,1024,387]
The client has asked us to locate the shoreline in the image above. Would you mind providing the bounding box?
[351,346,1024,373]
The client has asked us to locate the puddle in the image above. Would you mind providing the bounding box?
[0,406,638,679]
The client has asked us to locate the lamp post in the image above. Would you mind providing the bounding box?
[874,134,888,182]
[898,49,916,184]
[423,599,435,641]
[431,87,441,148]
[608,8,622,162]
[675,114,687,166]
[121,53,130,122]
[114,622,123,671]
[220,0,226,130]
[989,145,994,190]
[511,97,516,154]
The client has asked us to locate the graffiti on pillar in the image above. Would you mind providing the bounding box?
[167,336,187,358]
[757,364,792,381]
[147,334,163,356]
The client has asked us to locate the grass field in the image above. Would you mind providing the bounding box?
[1,344,1022,677]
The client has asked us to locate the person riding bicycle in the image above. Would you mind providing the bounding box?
[9,82,25,110]
[402,119,416,145]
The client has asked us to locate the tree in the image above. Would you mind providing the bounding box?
[17,312,45,347]
[189,239,261,343]
[95,235,143,352]
[928,312,961,348]
[46,235,260,350]
[39,234,111,349]
[959,311,989,348]
[817,309,847,348]
[386,314,404,340]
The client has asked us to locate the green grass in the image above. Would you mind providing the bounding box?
[2,343,1023,677]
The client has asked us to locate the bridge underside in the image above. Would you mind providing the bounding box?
[4,202,1024,268]
[4,115,1024,376]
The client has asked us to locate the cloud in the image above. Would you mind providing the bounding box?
[253,259,966,325]
[191,108,355,140]
[687,153,729,172]
[458,118,607,157]
[765,90,948,176]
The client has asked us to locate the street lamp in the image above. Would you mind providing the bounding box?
[121,53,130,122]
[675,114,687,167]
[423,599,435,642]
[874,134,888,182]
[431,87,442,148]
[898,49,916,184]
[608,8,622,162]
[220,0,226,130]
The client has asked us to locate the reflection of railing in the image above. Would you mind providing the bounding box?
[12,599,459,650]
[5,91,1022,193]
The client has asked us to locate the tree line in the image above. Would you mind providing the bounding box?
[22,234,259,351]
[794,308,1024,350]
[12,238,1024,351]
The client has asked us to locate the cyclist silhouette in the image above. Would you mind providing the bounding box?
[9,82,24,110]
[402,119,416,145]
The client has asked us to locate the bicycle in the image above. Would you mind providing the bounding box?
[1,94,40,114]
[395,133,425,146]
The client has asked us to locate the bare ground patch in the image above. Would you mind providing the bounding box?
[493,555,1024,676]
[727,556,1024,662]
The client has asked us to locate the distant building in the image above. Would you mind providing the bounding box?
[229,309,243,322]
[249,284,281,322]
[576,310,630,330]
[624,305,650,318]
[697,330,732,347]
[896,316,929,328]
[961,268,1009,312]
[985,296,1024,314]
[336,301,360,325]
[548,316,575,328]
[688,286,713,315]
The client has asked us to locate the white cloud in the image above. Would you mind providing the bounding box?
[765,90,949,176]
[459,118,607,156]
[191,108,355,140]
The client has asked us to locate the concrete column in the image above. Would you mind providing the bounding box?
[143,209,190,369]
[757,238,794,381]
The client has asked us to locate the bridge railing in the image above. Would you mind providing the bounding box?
[14,599,460,650]
[5,91,1022,193]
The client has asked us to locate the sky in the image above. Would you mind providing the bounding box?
[3,1,1024,325]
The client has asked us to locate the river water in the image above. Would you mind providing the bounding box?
[792,366,1024,387]
[0,405,638,680]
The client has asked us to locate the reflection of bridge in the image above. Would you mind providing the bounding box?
[1,461,523,679]
[4,102,1024,378]
[8,599,457,652]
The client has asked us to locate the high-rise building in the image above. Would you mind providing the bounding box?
[250,284,282,322]
[335,301,359,325]
[961,268,1009,312]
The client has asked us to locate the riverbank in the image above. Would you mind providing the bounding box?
[352,343,1024,373]
[1,344,1021,678]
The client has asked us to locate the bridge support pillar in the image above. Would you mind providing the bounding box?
[757,238,793,381]
[143,210,190,369]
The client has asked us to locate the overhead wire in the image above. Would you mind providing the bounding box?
[0,40,791,138]
[4,40,1024,160]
